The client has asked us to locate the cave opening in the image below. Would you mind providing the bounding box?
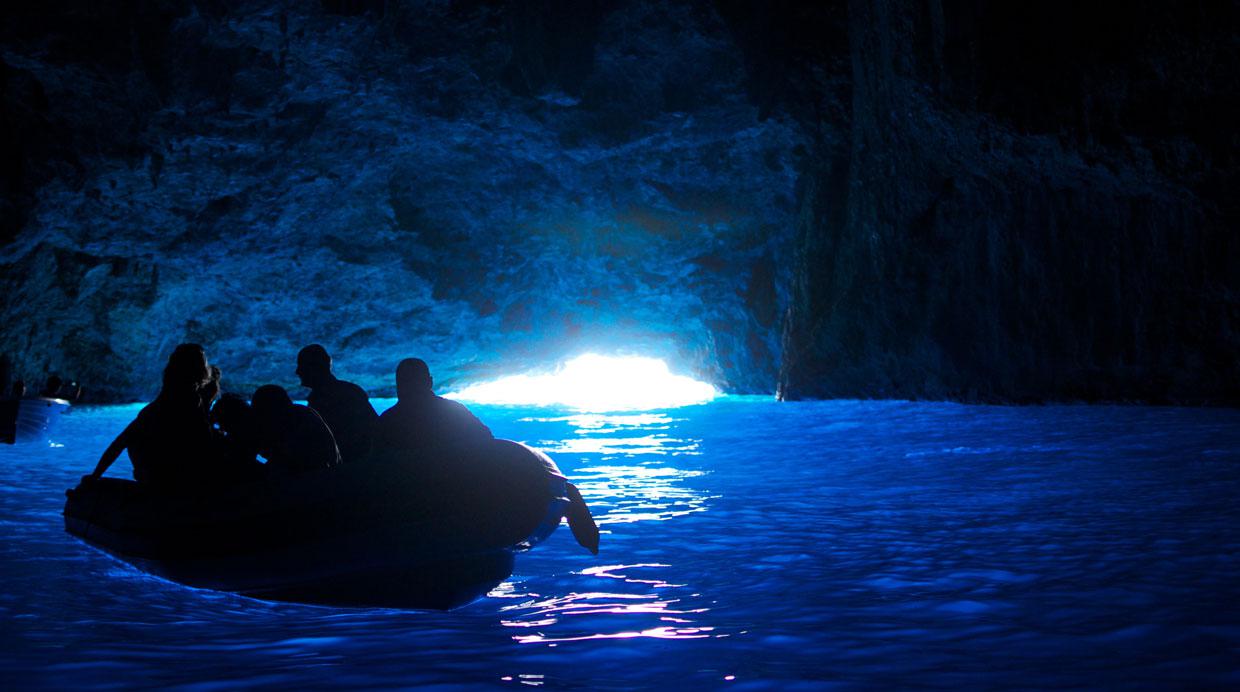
[451,353,718,411]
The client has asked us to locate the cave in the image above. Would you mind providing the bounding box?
[4,0,1233,404]
[3,2,1239,688]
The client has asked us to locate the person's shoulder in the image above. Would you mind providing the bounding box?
[343,380,370,399]
[376,400,404,419]
[135,399,164,420]
[334,379,371,400]
[437,396,475,414]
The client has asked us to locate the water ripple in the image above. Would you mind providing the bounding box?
[3,398,1239,688]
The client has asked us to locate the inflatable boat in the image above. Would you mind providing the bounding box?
[2,397,70,444]
[64,440,585,609]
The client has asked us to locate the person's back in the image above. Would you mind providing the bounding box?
[305,377,376,463]
[376,395,492,457]
[128,391,215,489]
[373,358,492,462]
[371,358,600,555]
[0,379,17,443]
[210,393,264,485]
[41,375,62,399]
[252,385,341,477]
[297,345,378,464]
[90,344,217,495]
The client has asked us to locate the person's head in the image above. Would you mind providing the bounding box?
[395,358,433,400]
[296,344,333,388]
[163,343,210,394]
[250,385,292,446]
[211,392,252,434]
[251,384,292,417]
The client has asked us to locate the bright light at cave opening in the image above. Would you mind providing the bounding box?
[450,354,718,411]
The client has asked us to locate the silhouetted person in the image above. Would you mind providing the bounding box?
[373,358,493,460]
[41,375,63,398]
[210,393,264,484]
[296,344,377,464]
[0,368,16,443]
[0,355,10,400]
[373,359,598,553]
[60,380,83,401]
[89,344,215,492]
[251,384,340,477]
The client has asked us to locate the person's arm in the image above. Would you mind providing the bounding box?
[90,420,135,480]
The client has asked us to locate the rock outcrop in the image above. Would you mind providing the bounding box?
[723,1,1239,404]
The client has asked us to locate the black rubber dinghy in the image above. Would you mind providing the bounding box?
[64,439,571,610]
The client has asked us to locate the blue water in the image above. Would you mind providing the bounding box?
[2,397,1239,689]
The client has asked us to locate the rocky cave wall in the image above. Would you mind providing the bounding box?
[725,0,1238,404]
[2,0,1236,404]
[1,0,798,400]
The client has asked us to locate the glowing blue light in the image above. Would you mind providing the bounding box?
[451,354,717,412]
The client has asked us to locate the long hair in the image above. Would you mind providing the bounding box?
[161,343,209,396]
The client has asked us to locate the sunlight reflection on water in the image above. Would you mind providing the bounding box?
[498,563,714,644]
[494,412,717,645]
[521,413,700,456]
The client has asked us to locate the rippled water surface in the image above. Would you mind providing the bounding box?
[3,397,1239,689]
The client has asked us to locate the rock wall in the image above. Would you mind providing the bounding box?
[1,0,798,400]
[747,0,1239,404]
[2,1,1236,404]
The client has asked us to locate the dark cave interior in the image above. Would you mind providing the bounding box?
[1,0,1236,403]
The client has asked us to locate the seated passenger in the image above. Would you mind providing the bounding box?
[373,358,493,460]
[210,393,264,484]
[0,377,16,443]
[41,375,63,398]
[89,344,216,492]
[250,384,340,477]
[372,358,599,554]
[296,344,377,464]
[60,380,83,401]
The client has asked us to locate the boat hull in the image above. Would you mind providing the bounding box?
[64,439,569,609]
[2,397,70,444]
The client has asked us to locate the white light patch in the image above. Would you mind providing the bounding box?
[451,354,717,411]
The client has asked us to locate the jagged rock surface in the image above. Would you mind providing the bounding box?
[1,1,797,400]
